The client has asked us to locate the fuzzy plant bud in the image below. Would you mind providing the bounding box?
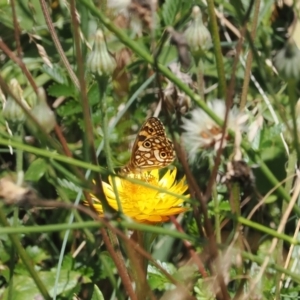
[184,6,212,59]
[274,40,300,80]
[2,79,29,126]
[86,29,116,77]
[28,88,56,133]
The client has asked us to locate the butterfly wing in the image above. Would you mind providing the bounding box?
[123,117,175,173]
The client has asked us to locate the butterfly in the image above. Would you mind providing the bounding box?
[122,117,176,174]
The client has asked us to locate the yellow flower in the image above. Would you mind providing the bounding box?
[90,168,188,224]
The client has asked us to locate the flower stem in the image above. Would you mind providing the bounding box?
[196,58,205,100]
[287,79,300,162]
[8,125,24,299]
[97,76,123,212]
[275,150,296,298]
[206,0,226,98]
[240,0,261,110]
[212,186,221,244]
[129,230,151,300]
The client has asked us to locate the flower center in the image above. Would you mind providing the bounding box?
[200,125,223,139]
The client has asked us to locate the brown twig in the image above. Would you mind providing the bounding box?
[10,0,22,58]
[101,228,138,300]
[39,0,79,89]
[0,39,38,93]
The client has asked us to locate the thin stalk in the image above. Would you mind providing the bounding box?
[129,231,152,300]
[287,79,300,162]
[97,76,122,212]
[237,216,298,245]
[39,0,79,89]
[213,186,221,244]
[229,183,244,293]
[0,137,106,173]
[230,183,241,227]
[206,0,227,98]
[0,220,194,243]
[240,0,261,110]
[196,58,205,100]
[104,229,137,300]
[275,151,296,299]
[8,126,24,299]
[242,251,300,285]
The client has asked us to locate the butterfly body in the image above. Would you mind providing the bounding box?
[122,117,175,174]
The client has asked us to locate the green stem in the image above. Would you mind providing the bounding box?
[0,137,106,173]
[213,186,221,244]
[230,183,241,225]
[237,216,298,245]
[240,0,261,110]
[97,76,122,212]
[275,150,296,298]
[128,230,150,300]
[287,79,300,161]
[196,58,205,100]
[206,0,227,98]
[9,126,24,299]
[0,219,193,242]
[0,208,51,300]
[242,250,300,285]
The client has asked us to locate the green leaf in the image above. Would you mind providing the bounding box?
[0,0,46,31]
[25,158,48,182]
[148,262,176,291]
[1,269,87,299]
[91,284,105,300]
[161,0,181,25]
[41,64,68,85]
[264,195,277,204]
[56,99,82,118]
[26,245,50,264]
[48,83,75,98]
[88,83,100,106]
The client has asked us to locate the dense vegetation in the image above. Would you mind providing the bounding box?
[1,0,300,299]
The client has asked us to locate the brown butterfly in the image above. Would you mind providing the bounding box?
[122,117,175,173]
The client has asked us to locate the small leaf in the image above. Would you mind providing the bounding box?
[56,99,82,117]
[88,83,100,106]
[91,285,105,300]
[42,64,68,85]
[264,195,278,204]
[148,262,176,291]
[48,83,75,98]
[161,0,181,25]
[26,245,50,264]
[1,269,86,299]
[25,158,48,182]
